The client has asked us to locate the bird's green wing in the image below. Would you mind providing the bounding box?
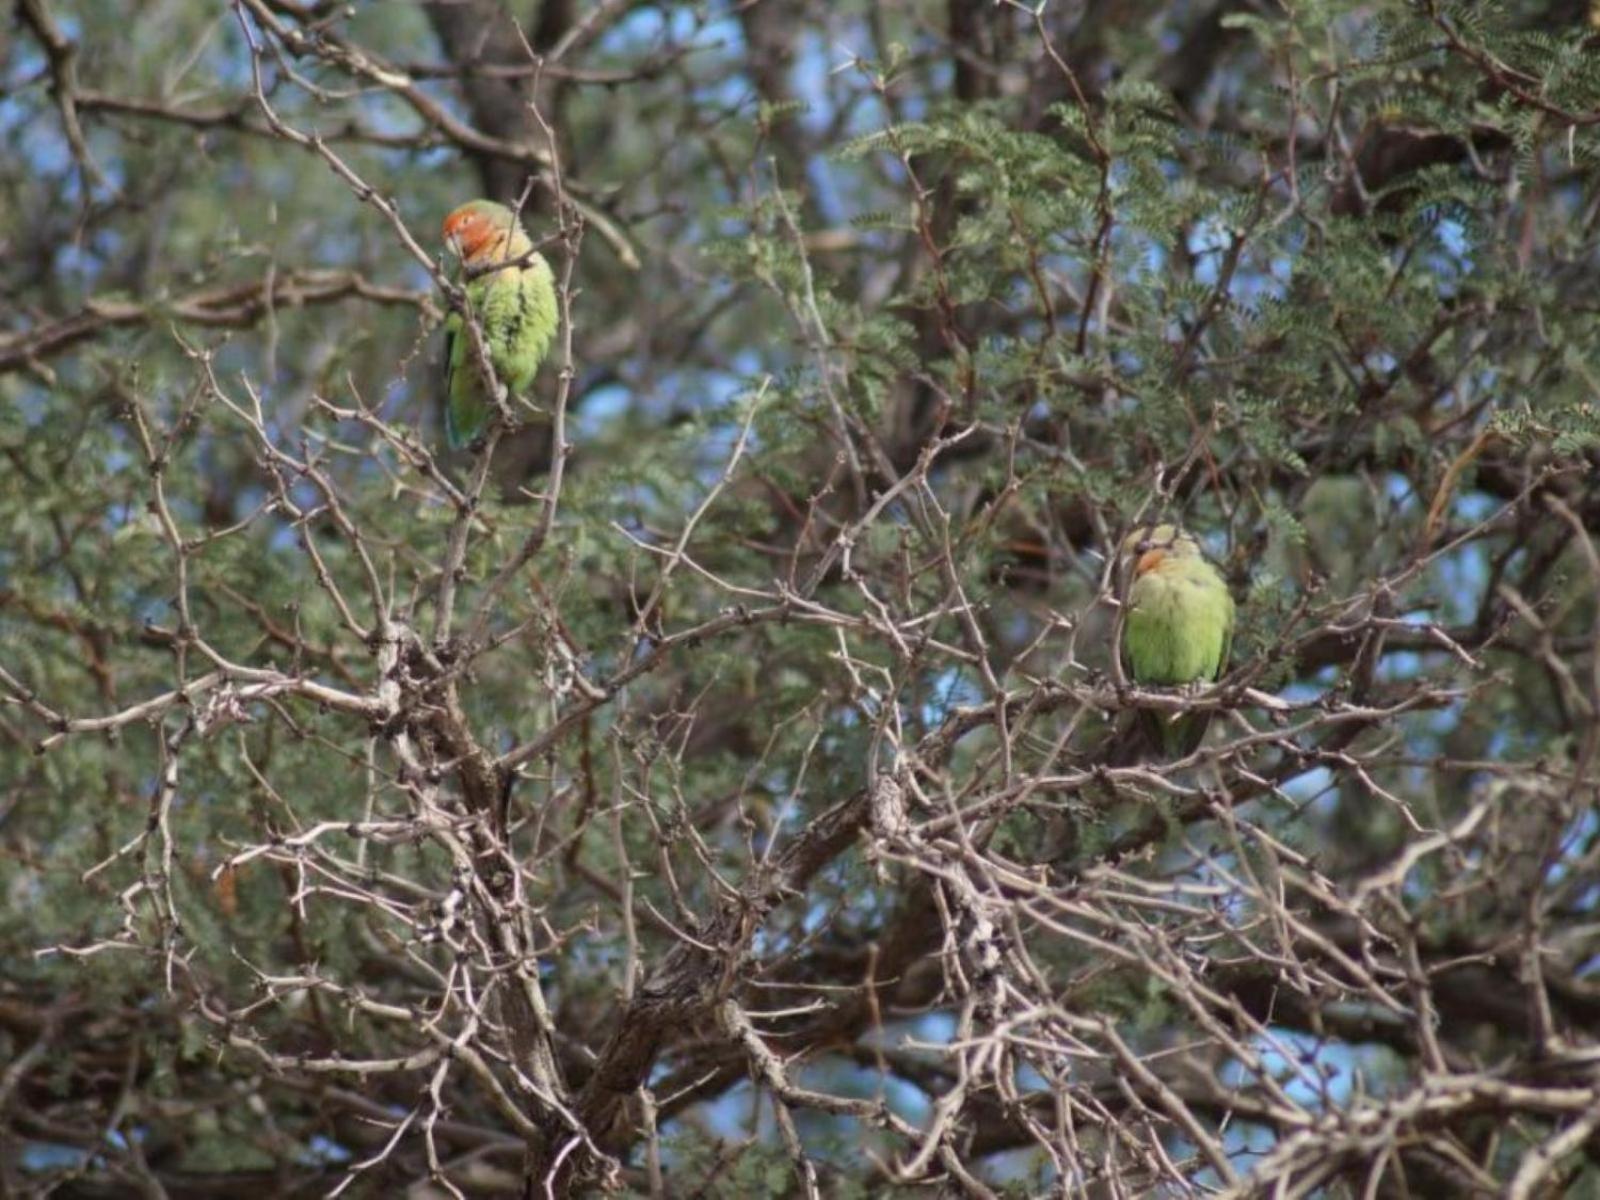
[1215,613,1233,682]
[443,304,490,451]
[441,311,462,449]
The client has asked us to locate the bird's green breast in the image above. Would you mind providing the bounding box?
[445,255,558,448]
[1123,560,1234,685]
[463,257,558,391]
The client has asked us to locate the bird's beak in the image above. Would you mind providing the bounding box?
[1135,548,1167,576]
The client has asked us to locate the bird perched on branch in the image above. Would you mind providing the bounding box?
[1120,524,1235,759]
[440,199,558,451]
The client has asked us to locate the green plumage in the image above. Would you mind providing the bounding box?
[442,202,558,451]
[1120,525,1235,758]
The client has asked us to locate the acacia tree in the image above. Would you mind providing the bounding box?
[4,0,1600,1195]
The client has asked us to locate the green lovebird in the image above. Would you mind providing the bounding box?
[1119,524,1235,758]
[440,199,558,451]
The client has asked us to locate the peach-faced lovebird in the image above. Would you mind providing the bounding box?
[1120,524,1235,758]
[440,200,558,450]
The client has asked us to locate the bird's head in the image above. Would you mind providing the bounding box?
[1121,524,1202,578]
[442,200,521,265]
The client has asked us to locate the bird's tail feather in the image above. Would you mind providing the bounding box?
[445,394,486,452]
[1134,708,1211,762]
